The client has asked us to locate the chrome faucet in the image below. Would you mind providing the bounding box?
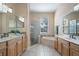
[69,34,77,39]
[69,34,73,38]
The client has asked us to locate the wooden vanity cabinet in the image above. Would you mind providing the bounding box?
[0,42,6,56]
[0,33,27,56]
[70,43,79,56]
[6,39,17,56]
[61,39,70,56]
[55,37,79,56]
[56,37,70,56]
[16,38,23,56]
[22,34,27,52]
[57,38,62,54]
[54,37,58,50]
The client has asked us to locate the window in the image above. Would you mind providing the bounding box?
[63,18,69,34]
[40,16,48,33]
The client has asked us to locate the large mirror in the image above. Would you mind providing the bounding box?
[8,13,24,28]
[0,4,25,35]
[8,13,16,28]
[8,12,24,32]
[7,12,16,32]
[63,11,79,35]
[16,16,24,28]
[0,12,24,33]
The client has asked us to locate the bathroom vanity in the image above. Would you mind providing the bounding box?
[54,35,79,56]
[0,33,27,56]
[53,8,79,56]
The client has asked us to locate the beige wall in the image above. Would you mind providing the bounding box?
[30,12,54,35]
[55,3,77,34]
[26,4,31,49]
[0,14,2,33]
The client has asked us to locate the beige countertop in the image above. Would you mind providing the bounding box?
[56,35,79,45]
[0,34,23,43]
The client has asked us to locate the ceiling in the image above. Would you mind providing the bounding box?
[30,3,60,12]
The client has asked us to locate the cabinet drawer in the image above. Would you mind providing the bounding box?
[70,49,79,56]
[0,42,6,48]
[7,39,16,46]
[70,43,79,51]
[62,39,69,46]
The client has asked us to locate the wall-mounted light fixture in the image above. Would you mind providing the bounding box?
[74,4,79,11]
[0,3,13,13]
[2,5,8,13]
[7,7,12,13]
[19,17,24,22]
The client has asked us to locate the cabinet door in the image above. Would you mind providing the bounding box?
[70,43,79,56]
[22,34,27,52]
[70,49,79,56]
[23,38,27,51]
[17,39,22,56]
[62,44,69,56]
[54,38,58,50]
[7,40,17,56]
[0,49,4,56]
[0,48,6,56]
[62,39,69,56]
[58,38,62,54]
[0,42,6,56]
[8,42,16,56]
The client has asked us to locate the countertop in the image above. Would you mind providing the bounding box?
[0,34,23,43]
[56,35,79,45]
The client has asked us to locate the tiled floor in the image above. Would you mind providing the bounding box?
[22,44,60,56]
